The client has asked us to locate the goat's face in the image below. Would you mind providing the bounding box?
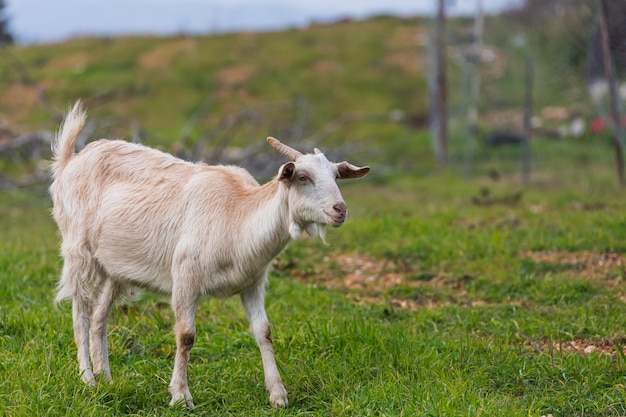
[277,150,370,234]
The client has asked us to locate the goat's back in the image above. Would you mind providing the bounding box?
[50,139,263,293]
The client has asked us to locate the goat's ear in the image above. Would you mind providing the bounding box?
[336,161,370,179]
[278,162,296,182]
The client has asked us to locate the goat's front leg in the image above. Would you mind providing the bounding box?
[240,282,288,408]
[168,287,198,409]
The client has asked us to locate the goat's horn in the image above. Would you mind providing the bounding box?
[267,136,303,160]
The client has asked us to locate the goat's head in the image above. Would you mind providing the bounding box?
[268,136,370,242]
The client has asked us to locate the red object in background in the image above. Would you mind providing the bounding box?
[590,116,626,133]
[590,117,605,133]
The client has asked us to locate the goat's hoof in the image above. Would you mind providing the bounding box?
[80,369,96,386]
[169,393,195,409]
[93,371,113,384]
[269,386,289,409]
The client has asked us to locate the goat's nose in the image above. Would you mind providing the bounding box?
[333,202,347,217]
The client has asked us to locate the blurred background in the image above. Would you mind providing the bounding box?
[0,0,624,190]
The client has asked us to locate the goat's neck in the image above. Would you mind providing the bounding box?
[253,180,324,245]
[241,180,292,259]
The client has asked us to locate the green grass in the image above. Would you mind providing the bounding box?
[2,160,626,416]
[2,10,626,416]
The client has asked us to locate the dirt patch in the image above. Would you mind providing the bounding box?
[297,253,481,310]
[0,84,42,128]
[527,337,626,357]
[384,51,422,74]
[139,38,197,70]
[212,89,258,113]
[1,84,38,109]
[384,297,530,311]
[520,250,625,281]
[312,59,342,75]
[383,26,426,74]
[44,52,90,72]
[212,64,258,113]
[216,64,256,87]
[385,26,427,49]
[318,254,415,292]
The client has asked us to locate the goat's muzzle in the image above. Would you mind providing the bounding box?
[325,201,348,227]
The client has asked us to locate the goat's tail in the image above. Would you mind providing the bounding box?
[51,100,86,176]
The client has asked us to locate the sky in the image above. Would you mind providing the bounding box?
[7,0,523,44]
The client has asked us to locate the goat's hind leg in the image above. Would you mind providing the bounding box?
[89,278,119,382]
[60,252,96,386]
[72,291,95,385]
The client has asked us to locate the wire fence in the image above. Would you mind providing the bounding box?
[425,0,626,187]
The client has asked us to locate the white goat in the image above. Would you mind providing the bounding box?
[49,101,370,409]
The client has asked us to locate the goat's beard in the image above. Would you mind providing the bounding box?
[289,221,329,246]
[305,223,328,246]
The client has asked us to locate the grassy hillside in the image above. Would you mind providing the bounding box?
[2,12,617,188]
[0,17,426,150]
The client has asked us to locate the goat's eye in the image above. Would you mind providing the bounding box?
[298,175,308,183]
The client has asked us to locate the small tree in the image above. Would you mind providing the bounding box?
[0,0,14,45]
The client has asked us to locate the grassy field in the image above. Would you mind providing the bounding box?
[2,136,626,417]
[2,10,626,417]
